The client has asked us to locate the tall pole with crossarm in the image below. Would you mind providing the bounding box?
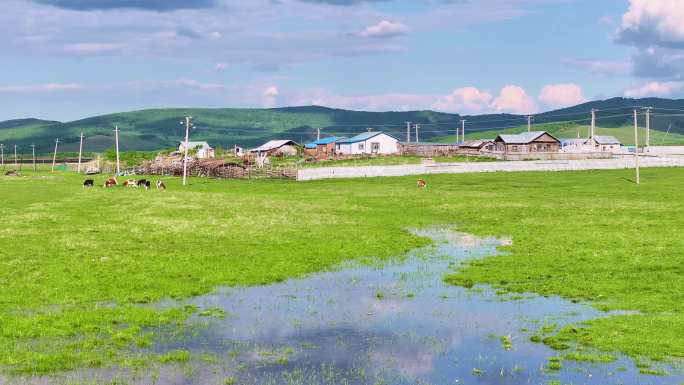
[51,138,59,172]
[181,116,193,186]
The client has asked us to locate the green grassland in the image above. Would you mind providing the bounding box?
[1,168,684,376]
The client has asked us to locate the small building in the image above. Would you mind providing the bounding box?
[560,138,591,153]
[234,145,245,157]
[493,131,561,154]
[585,135,622,153]
[250,140,300,156]
[178,141,215,159]
[335,131,399,155]
[304,137,342,157]
[459,139,495,155]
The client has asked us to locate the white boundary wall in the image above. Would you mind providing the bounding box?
[297,156,684,181]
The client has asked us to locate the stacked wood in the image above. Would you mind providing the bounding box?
[138,156,295,180]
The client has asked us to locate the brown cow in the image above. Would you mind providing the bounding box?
[417,179,427,188]
[156,180,166,191]
[123,179,138,188]
[103,177,118,188]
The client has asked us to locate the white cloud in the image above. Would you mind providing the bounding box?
[432,87,493,113]
[291,88,433,111]
[263,85,280,107]
[0,83,84,93]
[538,83,587,109]
[624,81,684,97]
[214,62,229,71]
[616,0,684,48]
[563,58,632,76]
[357,20,409,38]
[63,42,127,54]
[491,85,537,114]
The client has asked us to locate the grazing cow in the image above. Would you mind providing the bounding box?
[417,179,427,188]
[137,179,148,188]
[123,179,138,188]
[156,180,166,191]
[83,179,94,188]
[103,177,118,188]
[143,180,151,190]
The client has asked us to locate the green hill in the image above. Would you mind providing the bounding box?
[0,107,461,153]
[3,97,684,153]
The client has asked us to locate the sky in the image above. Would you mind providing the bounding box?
[1,0,683,121]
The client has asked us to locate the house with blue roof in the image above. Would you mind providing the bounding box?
[304,136,344,157]
[335,131,400,155]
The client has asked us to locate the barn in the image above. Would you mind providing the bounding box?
[335,132,399,155]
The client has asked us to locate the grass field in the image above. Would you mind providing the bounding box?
[1,168,684,375]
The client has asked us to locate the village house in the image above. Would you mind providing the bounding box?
[304,137,342,157]
[178,141,215,159]
[493,131,561,154]
[250,140,300,156]
[335,131,399,155]
[585,135,623,153]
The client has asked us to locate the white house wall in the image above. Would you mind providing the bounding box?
[337,134,399,155]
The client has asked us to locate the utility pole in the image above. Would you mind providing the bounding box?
[77,131,84,174]
[31,144,36,172]
[0,144,3,170]
[405,121,411,143]
[180,116,193,186]
[113,125,121,176]
[590,108,598,138]
[317,127,321,141]
[644,107,652,151]
[13,145,18,168]
[460,119,466,143]
[414,123,420,143]
[633,109,640,185]
[51,138,59,173]
[527,115,532,132]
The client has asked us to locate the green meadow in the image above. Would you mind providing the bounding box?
[1,168,683,375]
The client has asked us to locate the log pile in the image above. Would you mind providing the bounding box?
[139,156,295,180]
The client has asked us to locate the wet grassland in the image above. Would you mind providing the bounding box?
[1,168,683,382]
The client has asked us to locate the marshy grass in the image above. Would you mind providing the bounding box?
[2,168,684,374]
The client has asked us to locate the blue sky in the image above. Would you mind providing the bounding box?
[2,0,683,121]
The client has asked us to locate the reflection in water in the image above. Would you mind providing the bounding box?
[7,228,682,385]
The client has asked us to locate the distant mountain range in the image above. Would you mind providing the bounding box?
[2,97,684,153]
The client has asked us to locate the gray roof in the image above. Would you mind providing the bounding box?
[180,141,212,149]
[496,131,558,144]
[592,135,621,145]
[461,139,493,148]
[251,140,298,152]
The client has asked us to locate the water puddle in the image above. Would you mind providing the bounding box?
[8,228,682,384]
